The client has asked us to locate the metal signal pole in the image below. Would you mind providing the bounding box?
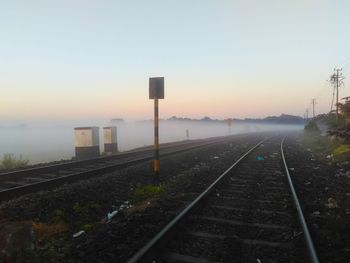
[154,98,159,178]
[149,77,164,181]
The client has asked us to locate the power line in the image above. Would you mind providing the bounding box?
[330,85,335,112]
[311,98,317,118]
[302,62,348,120]
[338,57,350,69]
[304,108,309,121]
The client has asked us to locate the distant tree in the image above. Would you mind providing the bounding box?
[304,120,320,134]
[201,116,212,121]
[328,99,350,142]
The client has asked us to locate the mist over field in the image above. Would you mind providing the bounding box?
[0,120,303,164]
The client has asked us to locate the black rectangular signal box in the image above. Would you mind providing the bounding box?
[149,77,164,99]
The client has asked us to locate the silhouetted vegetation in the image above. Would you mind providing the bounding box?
[0,154,29,170]
[304,99,350,161]
[328,100,350,143]
[157,114,306,125]
[304,120,320,133]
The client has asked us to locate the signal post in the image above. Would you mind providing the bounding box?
[149,77,164,181]
[227,118,233,135]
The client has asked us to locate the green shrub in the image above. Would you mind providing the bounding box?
[130,184,165,203]
[304,120,320,133]
[0,153,29,170]
[333,144,350,158]
[301,133,350,161]
[327,137,345,152]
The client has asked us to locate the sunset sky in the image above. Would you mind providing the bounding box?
[1,0,350,122]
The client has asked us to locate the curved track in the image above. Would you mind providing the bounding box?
[0,137,231,201]
[128,137,319,263]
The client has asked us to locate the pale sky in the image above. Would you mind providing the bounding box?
[1,0,350,122]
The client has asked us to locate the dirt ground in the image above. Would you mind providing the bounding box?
[284,134,350,262]
[1,132,349,262]
[0,133,265,262]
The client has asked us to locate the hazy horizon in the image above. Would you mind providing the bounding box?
[0,112,305,126]
[0,121,302,164]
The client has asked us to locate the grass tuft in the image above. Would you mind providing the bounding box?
[129,184,165,203]
[0,153,29,170]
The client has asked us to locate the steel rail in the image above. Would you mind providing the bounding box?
[0,137,236,201]
[281,137,319,263]
[0,138,219,181]
[127,139,266,263]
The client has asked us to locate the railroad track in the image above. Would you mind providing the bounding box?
[128,137,319,263]
[0,136,234,202]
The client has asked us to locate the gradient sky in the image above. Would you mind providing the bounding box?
[1,0,350,122]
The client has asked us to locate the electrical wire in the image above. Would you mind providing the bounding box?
[330,85,335,112]
[303,62,348,118]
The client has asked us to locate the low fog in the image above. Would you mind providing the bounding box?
[0,120,303,164]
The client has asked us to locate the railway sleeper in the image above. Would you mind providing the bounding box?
[190,216,290,230]
[228,178,284,187]
[187,219,295,243]
[212,196,288,210]
[39,173,58,179]
[23,177,47,183]
[187,231,292,248]
[200,206,292,225]
[0,181,26,188]
[218,189,290,199]
[208,198,289,211]
[209,205,291,217]
[163,232,297,263]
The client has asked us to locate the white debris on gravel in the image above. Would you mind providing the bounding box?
[274,171,282,176]
[107,210,119,221]
[325,198,338,209]
[106,201,132,222]
[73,230,86,239]
[335,170,350,178]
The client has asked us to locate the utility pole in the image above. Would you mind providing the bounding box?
[332,68,343,123]
[305,109,309,122]
[336,69,341,122]
[227,118,233,135]
[311,98,317,118]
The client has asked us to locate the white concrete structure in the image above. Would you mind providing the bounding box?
[74,127,100,159]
